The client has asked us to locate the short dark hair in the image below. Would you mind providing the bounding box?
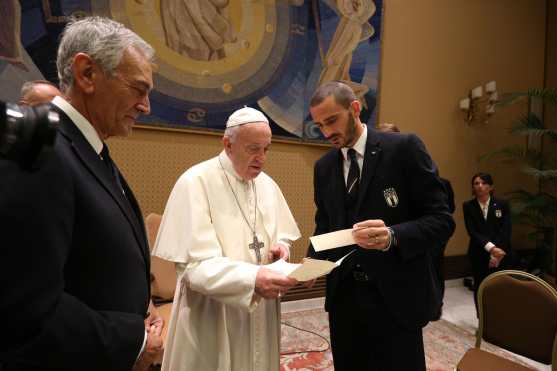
[310,81,358,109]
[471,172,493,186]
[471,172,494,196]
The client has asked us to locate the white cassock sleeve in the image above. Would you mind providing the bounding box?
[152,170,260,311]
[259,174,301,256]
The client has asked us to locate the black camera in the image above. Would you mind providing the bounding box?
[0,101,59,169]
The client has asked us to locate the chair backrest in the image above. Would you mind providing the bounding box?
[145,213,177,302]
[476,270,557,366]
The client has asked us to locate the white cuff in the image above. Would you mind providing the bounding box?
[484,242,495,252]
[277,239,292,250]
[382,227,395,252]
[137,330,147,360]
[276,239,292,260]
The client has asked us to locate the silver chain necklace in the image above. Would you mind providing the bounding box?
[218,157,264,264]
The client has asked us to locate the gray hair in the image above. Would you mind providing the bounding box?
[310,81,358,109]
[57,16,155,92]
[20,80,57,98]
[223,125,241,143]
[223,121,270,143]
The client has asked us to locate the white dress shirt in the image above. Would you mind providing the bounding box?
[51,96,103,155]
[477,197,495,252]
[341,124,367,185]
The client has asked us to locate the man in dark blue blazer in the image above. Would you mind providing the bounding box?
[376,123,455,320]
[0,17,162,371]
[307,82,455,371]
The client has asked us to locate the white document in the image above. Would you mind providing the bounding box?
[309,228,355,252]
[265,250,355,281]
[288,258,336,281]
[265,258,301,276]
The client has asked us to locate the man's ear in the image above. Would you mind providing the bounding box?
[350,99,362,118]
[72,53,99,94]
[223,136,232,154]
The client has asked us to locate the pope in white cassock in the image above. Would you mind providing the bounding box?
[152,107,301,371]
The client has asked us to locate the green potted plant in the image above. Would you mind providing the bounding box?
[482,88,557,282]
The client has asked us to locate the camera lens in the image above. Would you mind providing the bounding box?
[0,102,59,169]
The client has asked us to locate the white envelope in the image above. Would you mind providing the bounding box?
[309,228,355,252]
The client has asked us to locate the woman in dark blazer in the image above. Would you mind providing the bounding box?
[463,173,512,315]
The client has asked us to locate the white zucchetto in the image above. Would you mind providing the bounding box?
[226,107,269,128]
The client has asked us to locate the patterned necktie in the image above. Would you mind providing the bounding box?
[346,148,360,201]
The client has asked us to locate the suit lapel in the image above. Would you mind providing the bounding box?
[57,111,149,263]
[471,200,483,224]
[486,198,497,224]
[355,132,382,214]
[474,198,492,225]
[115,168,150,263]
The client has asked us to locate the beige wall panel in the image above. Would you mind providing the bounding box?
[379,0,546,255]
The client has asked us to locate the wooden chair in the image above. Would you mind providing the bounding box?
[456,270,557,371]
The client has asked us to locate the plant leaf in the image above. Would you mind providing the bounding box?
[509,114,557,141]
[479,145,524,163]
[496,88,557,107]
[520,167,557,180]
[526,88,557,105]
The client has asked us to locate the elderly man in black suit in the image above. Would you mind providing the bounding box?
[0,17,163,371]
[307,81,455,371]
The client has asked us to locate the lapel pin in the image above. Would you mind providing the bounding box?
[383,187,399,207]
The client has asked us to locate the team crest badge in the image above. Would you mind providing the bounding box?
[383,187,399,208]
[495,209,502,218]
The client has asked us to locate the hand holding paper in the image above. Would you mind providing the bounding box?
[310,222,389,252]
[268,243,289,262]
[265,250,355,282]
[255,267,298,299]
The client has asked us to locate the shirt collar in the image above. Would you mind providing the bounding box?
[52,96,104,155]
[341,124,367,160]
[478,196,491,208]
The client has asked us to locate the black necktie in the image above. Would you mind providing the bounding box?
[100,144,125,195]
[346,148,360,202]
[100,145,143,242]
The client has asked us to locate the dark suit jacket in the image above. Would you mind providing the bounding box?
[440,177,455,214]
[0,108,150,370]
[463,197,512,274]
[308,129,455,329]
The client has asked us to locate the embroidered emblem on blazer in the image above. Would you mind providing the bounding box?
[495,209,502,218]
[383,187,399,207]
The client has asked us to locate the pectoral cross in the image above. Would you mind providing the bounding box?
[249,234,264,264]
